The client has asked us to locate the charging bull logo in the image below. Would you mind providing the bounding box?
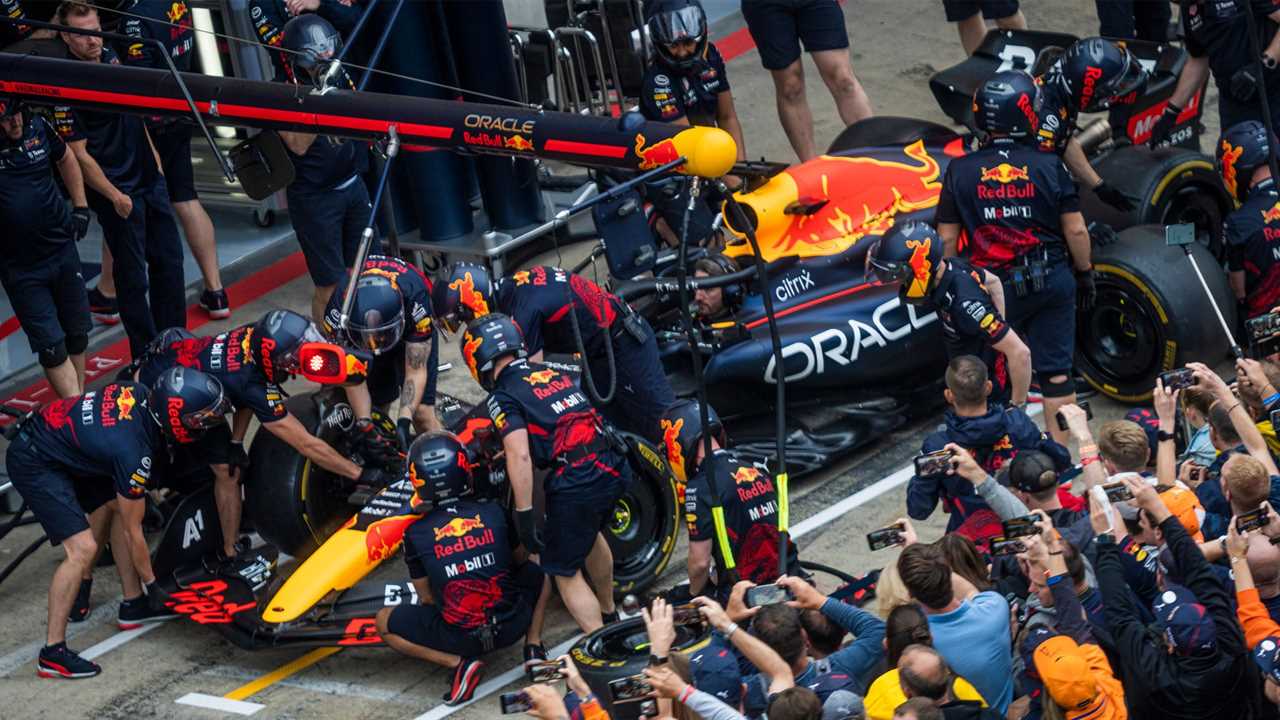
[661,417,686,479]
[980,164,1031,184]
[116,386,136,421]
[449,272,490,317]
[1264,202,1280,224]
[1220,140,1244,200]
[634,134,683,171]
[905,237,933,298]
[435,514,485,541]
[364,514,417,562]
[733,466,762,485]
[525,368,557,385]
[167,1,187,23]
[505,135,535,152]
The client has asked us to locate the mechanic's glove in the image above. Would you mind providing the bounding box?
[228,441,250,476]
[1087,221,1117,248]
[143,580,173,612]
[513,507,544,554]
[1075,269,1097,312]
[352,418,400,466]
[71,207,91,242]
[396,417,414,452]
[1231,65,1261,103]
[1148,103,1180,148]
[1092,181,1134,212]
[358,466,388,488]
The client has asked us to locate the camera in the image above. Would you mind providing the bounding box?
[1248,312,1280,358]
[1002,515,1041,539]
[745,583,794,608]
[1056,400,1092,432]
[527,659,567,683]
[914,449,954,478]
[500,691,532,714]
[1158,368,1197,391]
[1102,481,1134,502]
[609,675,654,704]
[991,536,1026,556]
[1238,506,1272,533]
[867,522,906,551]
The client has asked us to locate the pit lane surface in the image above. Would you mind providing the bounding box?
[0,0,1218,716]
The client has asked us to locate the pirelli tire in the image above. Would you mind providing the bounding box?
[609,432,681,596]
[571,616,714,718]
[1075,224,1236,403]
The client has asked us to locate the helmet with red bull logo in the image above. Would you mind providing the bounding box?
[660,399,726,482]
[1054,37,1146,113]
[1217,120,1276,204]
[647,0,709,72]
[867,221,945,306]
[406,431,474,508]
[432,262,496,335]
[460,314,528,391]
[251,309,323,383]
[149,367,230,443]
[973,70,1041,139]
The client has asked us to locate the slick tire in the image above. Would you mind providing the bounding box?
[827,116,959,154]
[1075,224,1236,402]
[570,616,714,718]
[609,433,681,596]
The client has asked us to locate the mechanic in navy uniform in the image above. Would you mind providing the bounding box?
[1219,121,1280,320]
[247,0,364,81]
[0,0,35,48]
[5,368,228,679]
[322,254,443,451]
[660,399,799,599]
[868,222,1031,407]
[0,95,93,399]
[134,310,382,560]
[1153,0,1280,146]
[461,314,630,634]
[375,432,549,707]
[435,263,674,442]
[936,70,1093,447]
[53,2,185,359]
[120,0,229,318]
[274,14,373,323]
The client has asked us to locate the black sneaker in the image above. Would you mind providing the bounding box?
[87,287,119,325]
[118,595,179,630]
[200,288,231,319]
[602,610,620,625]
[445,658,484,706]
[37,643,101,679]
[69,578,92,623]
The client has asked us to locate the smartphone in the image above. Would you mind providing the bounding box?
[991,536,1026,556]
[1238,506,1272,533]
[638,699,659,717]
[745,583,794,608]
[671,603,704,626]
[609,675,654,704]
[1272,409,1280,433]
[1249,314,1280,358]
[527,659,567,683]
[1158,367,1197,391]
[1165,223,1195,246]
[867,523,905,551]
[1056,400,1093,432]
[1102,481,1134,502]
[1187,465,1205,486]
[500,691,532,714]
[1002,515,1041,539]
[914,449,954,478]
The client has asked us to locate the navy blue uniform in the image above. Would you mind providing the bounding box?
[639,44,730,126]
[1225,178,1280,319]
[389,499,542,655]
[6,382,158,543]
[929,257,1012,404]
[1032,73,1075,156]
[0,113,91,361]
[936,139,1080,380]
[322,254,438,408]
[483,358,629,576]
[684,450,798,591]
[1182,0,1280,131]
[494,266,674,439]
[1096,0,1171,42]
[53,44,185,359]
[0,0,33,48]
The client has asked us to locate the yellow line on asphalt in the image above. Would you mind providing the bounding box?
[224,647,343,701]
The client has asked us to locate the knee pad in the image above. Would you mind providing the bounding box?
[1038,371,1075,398]
[65,333,89,356]
[37,341,68,369]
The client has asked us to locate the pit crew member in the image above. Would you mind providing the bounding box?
[322,254,443,449]
[461,314,630,633]
[0,94,91,398]
[868,221,1031,406]
[660,399,798,598]
[375,432,548,706]
[247,0,365,81]
[4,368,227,679]
[120,0,228,318]
[54,2,186,358]
[135,309,382,560]
[1219,120,1280,320]
[435,263,674,441]
[937,70,1093,446]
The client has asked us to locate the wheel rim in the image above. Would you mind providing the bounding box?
[606,479,661,581]
[1076,276,1165,392]
[579,617,709,662]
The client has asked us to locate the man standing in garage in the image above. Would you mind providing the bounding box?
[1220,120,1280,319]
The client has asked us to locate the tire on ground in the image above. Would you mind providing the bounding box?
[828,116,959,155]
[609,433,681,596]
[1075,224,1236,402]
[571,616,714,718]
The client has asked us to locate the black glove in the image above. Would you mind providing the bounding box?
[1148,103,1180,148]
[1087,221,1117,248]
[1092,181,1134,212]
[228,441,250,476]
[1231,65,1261,103]
[352,418,400,466]
[1075,269,1097,312]
[143,580,172,612]
[396,417,414,453]
[513,508,544,554]
[71,207,91,242]
[358,465,388,487]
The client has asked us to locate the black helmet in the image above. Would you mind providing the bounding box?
[1055,37,1146,113]
[647,0,708,72]
[973,70,1041,138]
[345,274,405,355]
[251,309,324,383]
[1217,120,1276,203]
[660,399,726,482]
[406,431,474,508]
[149,367,230,444]
[460,313,527,391]
[867,221,945,306]
[282,14,341,80]
[432,262,495,335]
[0,94,20,119]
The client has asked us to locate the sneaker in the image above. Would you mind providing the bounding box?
[602,610,620,625]
[117,595,179,630]
[37,643,100,679]
[87,287,119,325]
[445,658,484,706]
[200,288,231,319]
[68,578,92,623]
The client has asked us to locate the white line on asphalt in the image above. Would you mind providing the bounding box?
[199,665,412,704]
[80,621,164,660]
[411,635,582,720]
[176,693,265,716]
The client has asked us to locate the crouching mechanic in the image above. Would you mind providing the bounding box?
[134,310,383,560]
[660,399,799,598]
[324,254,442,453]
[434,263,673,441]
[461,314,630,633]
[868,221,1031,406]
[5,367,227,678]
[376,432,548,706]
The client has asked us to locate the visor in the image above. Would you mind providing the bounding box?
[867,257,914,286]
[183,392,232,430]
[346,311,405,355]
[276,324,326,375]
[1090,55,1147,111]
[651,6,705,45]
[292,29,340,71]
